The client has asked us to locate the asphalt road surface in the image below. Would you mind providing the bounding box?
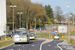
[0,39,75,50]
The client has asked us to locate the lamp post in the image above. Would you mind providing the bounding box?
[35,19,36,34]
[67,6,70,42]
[17,12,23,28]
[22,20,25,28]
[39,19,41,30]
[10,5,17,32]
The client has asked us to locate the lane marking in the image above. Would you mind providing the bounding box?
[48,45,51,46]
[57,44,63,50]
[57,40,64,50]
[19,49,20,50]
[7,49,13,50]
[31,45,34,46]
[40,39,53,50]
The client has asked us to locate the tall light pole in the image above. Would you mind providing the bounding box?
[35,18,36,34]
[22,20,25,28]
[67,6,70,42]
[17,12,23,28]
[39,19,41,29]
[10,5,17,32]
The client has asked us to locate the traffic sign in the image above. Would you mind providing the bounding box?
[49,34,50,36]
[58,26,67,33]
[40,27,42,31]
[53,31,56,34]
[47,31,49,34]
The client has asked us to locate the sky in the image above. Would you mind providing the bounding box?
[31,0,75,14]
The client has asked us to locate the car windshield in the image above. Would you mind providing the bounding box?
[55,34,59,36]
[14,31,22,35]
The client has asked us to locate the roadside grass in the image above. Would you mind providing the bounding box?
[60,36,75,45]
[0,38,13,42]
[0,40,13,48]
[36,33,53,39]
[70,31,75,36]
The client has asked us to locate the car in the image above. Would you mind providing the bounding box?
[54,34,59,40]
[29,31,36,40]
[6,34,13,38]
[13,29,30,44]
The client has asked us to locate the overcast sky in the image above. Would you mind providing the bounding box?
[31,0,75,14]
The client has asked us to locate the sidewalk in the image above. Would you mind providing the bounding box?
[58,40,75,50]
[65,36,75,40]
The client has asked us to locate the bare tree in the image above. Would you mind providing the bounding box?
[54,6,63,23]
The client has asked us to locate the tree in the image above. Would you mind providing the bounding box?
[45,5,54,18]
[6,0,49,29]
[54,6,63,23]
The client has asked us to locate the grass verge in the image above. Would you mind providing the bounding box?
[36,33,54,39]
[0,40,13,48]
[0,38,12,42]
[60,37,75,46]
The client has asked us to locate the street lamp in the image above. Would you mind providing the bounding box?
[39,19,41,28]
[67,6,70,42]
[17,12,23,28]
[22,20,25,28]
[35,18,36,34]
[10,5,17,32]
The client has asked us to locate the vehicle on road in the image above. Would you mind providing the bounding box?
[13,29,30,44]
[6,34,13,38]
[54,34,59,40]
[29,29,36,40]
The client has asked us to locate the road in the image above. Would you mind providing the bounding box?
[0,39,75,50]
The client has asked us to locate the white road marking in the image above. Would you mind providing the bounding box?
[48,45,51,46]
[57,44,63,50]
[31,45,34,46]
[40,39,53,50]
[7,49,13,50]
[61,45,75,49]
[19,49,20,50]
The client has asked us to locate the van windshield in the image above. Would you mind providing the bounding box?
[22,33,27,36]
[14,31,22,35]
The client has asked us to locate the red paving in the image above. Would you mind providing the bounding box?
[65,36,75,40]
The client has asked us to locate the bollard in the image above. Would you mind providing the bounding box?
[5,37,8,40]
[49,36,50,38]
[51,36,52,38]
[62,36,64,38]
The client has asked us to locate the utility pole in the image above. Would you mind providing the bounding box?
[17,12,23,28]
[10,5,17,32]
[67,6,70,42]
[35,19,36,34]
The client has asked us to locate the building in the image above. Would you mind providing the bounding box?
[0,0,6,36]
